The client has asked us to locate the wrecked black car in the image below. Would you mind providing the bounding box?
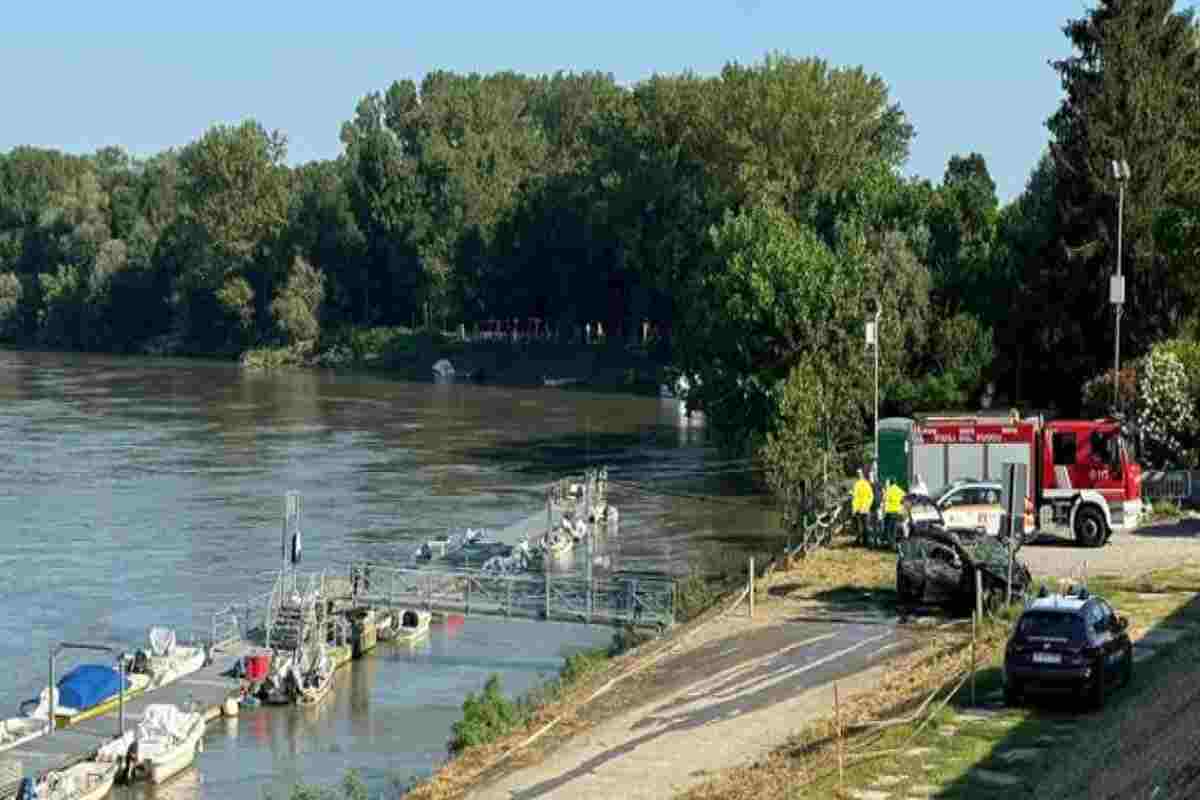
[896,525,1032,613]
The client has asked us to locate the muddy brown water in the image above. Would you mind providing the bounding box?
[0,350,778,798]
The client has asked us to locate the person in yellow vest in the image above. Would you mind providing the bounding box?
[851,469,874,546]
[883,479,906,547]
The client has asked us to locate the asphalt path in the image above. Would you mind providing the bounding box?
[468,617,919,800]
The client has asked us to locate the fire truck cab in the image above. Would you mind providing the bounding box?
[909,415,1142,548]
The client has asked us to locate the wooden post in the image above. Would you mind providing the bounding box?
[835,681,844,790]
[972,570,981,708]
[1006,531,1015,607]
[749,557,755,618]
[975,567,984,623]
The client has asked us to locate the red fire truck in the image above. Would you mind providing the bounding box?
[911,416,1143,547]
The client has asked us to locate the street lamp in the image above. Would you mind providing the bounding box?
[1110,159,1130,413]
[865,302,882,481]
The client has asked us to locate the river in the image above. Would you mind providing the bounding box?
[0,350,777,798]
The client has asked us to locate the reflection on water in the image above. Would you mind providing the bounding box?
[0,350,776,797]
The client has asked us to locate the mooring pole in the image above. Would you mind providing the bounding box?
[118,655,126,736]
[48,649,55,736]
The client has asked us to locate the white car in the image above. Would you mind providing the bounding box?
[907,479,1035,540]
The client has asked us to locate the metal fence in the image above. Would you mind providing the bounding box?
[334,562,676,628]
[1141,470,1196,504]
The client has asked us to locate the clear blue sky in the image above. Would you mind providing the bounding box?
[4,1,1181,203]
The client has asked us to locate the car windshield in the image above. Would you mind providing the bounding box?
[930,483,962,503]
[1017,611,1084,641]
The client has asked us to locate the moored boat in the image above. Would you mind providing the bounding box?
[97,703,205,785]
[391,609,431,644]
[0,715,51,753]
[22,759,119,800]
[22,665,151,729]
[295,645,335,707]
[128,627,206,691]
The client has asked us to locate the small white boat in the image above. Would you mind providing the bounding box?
[29,759,119,800]
[542,376,581,388]
[261,654,296,705]
[130,627,206,691]
[432,359,456,377]
[97,704,205,785]
[392,609,431,644]
[375,610,397,641]
[0,715,51,753]
[295,645,335,707]
[541,529,573,557]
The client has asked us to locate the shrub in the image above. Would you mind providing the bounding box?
[448,675,522,754]
[1137,346,1195,467]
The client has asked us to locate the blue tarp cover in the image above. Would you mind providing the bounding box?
[57,664,128,711]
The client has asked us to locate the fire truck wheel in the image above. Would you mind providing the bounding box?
[1074,505,1106,548]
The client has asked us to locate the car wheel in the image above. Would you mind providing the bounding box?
[1074,506,1107,548]
[1120,645,1133,688]
[1090,658,1107,710]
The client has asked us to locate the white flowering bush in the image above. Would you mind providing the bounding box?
[1137,347,1195,467]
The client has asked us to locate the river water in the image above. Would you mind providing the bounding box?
[0,350,777,798]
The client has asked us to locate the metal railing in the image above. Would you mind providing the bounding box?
[1142,470,1195,504]
[336,562,675,628]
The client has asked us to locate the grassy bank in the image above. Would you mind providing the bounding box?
[682,558,1200,800]
[238,326,670,395]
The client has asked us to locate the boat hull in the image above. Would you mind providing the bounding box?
[42,760,118,800]
[144,719,204,785]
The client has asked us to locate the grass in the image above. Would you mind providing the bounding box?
[679,560,1200,800]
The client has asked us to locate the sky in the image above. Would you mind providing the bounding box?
[1,1,1172,203]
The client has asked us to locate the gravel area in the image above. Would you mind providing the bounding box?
[1022,517,1200,580]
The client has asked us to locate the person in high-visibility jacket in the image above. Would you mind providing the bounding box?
[851,469,874,546]
[883,480,906,547]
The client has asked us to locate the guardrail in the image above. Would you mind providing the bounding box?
[1142,470,1196,504]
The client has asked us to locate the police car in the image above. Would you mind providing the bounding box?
[906,479,1035,540]
[1003,586,1133,708]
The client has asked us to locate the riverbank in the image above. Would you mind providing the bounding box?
[237,327,671,395]
[2,327,673,395]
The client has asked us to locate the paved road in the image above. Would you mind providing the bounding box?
[1022,524,1200,580]
[467,618,917,800]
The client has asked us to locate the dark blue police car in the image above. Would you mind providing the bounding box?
[1003,586,1133,709]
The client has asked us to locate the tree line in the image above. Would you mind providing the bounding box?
[1,0,1198,464]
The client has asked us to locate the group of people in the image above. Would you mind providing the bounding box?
[851,468,929,548]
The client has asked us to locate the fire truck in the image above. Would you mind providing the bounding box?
[909,416,1143,547]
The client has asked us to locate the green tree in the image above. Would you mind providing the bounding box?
[0,271,22,339]
[270,256,325,345]
[1043,0,1200,406]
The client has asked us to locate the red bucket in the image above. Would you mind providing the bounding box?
[244,653,271,682]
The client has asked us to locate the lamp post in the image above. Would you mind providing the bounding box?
[866,303,881,480]
[1110,159,1130,413]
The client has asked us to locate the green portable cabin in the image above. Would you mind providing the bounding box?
[877,418,913,490]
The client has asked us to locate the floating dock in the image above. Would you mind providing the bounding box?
[0,640,251,798]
